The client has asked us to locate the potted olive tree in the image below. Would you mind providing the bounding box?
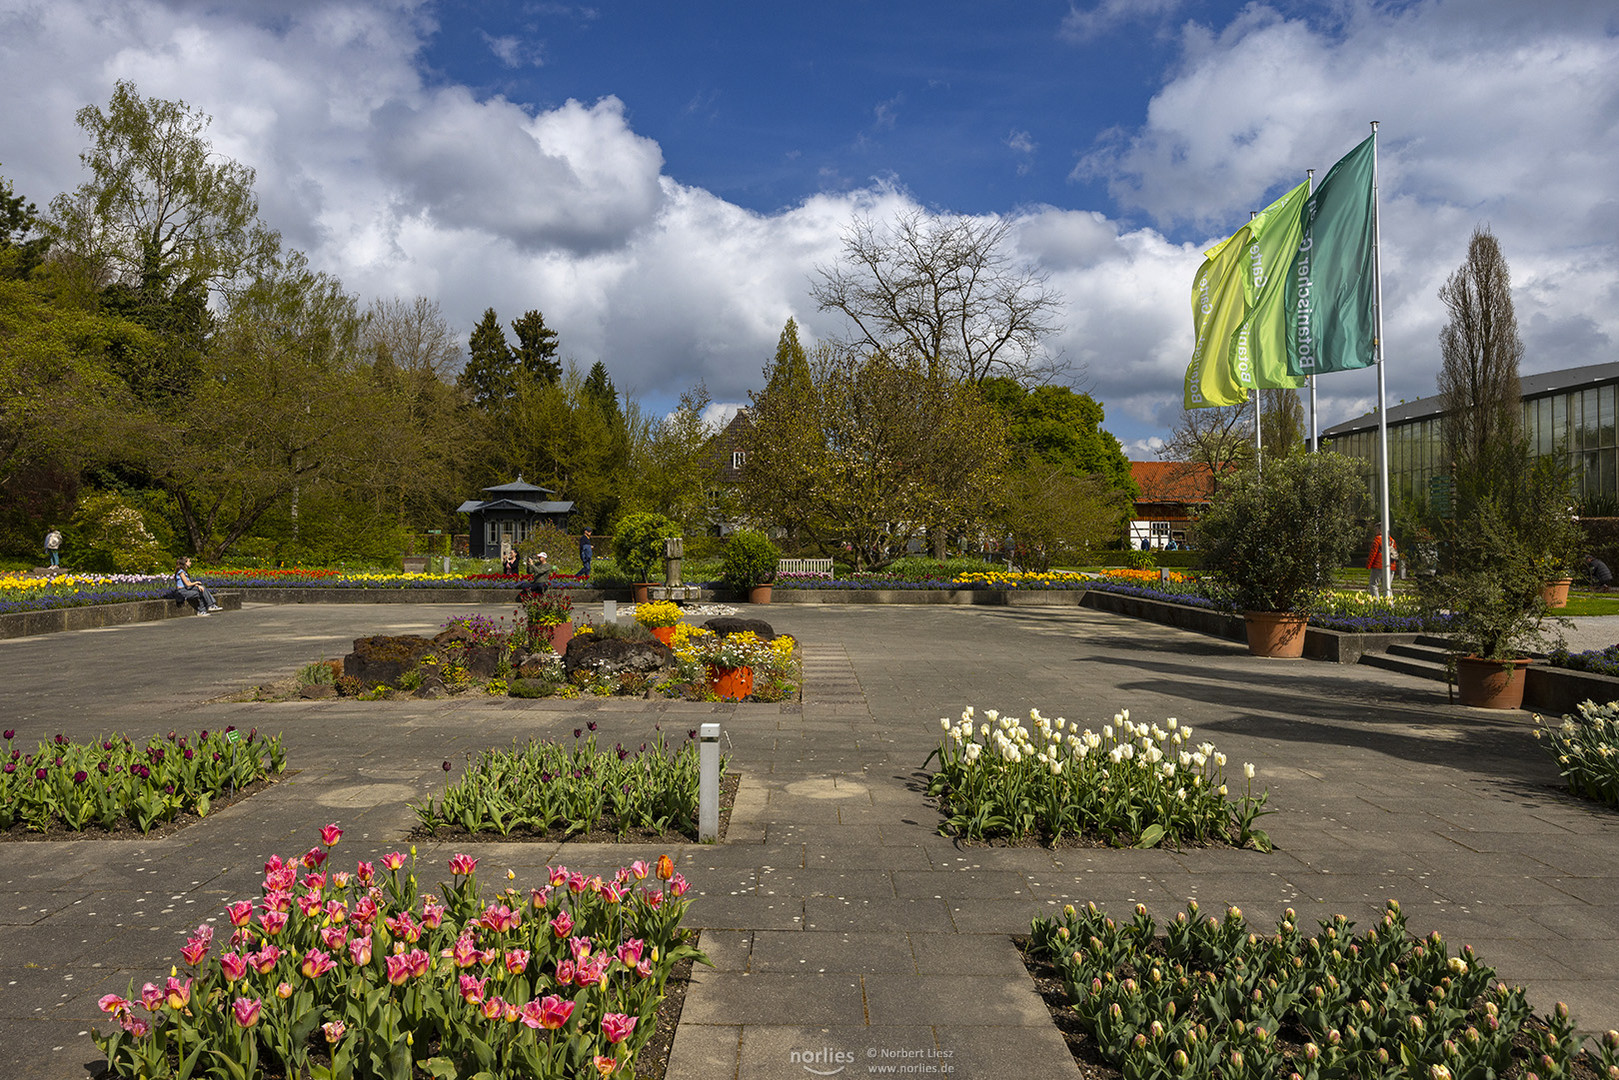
[1194,450,1368,658]
[613,512,681,603]
[1419,496,1560,709]
[722,528,781,604]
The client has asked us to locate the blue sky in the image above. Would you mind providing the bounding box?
[1,0,1616,457]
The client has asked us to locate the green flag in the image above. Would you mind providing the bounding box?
[1184,225,1252,409]
[1286,134,1377,376]
[1234,180,1310,389]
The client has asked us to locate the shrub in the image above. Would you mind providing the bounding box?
[514,522,584,576]
[296,660,337,686]
[1536,700,1619,806]
[0,727,286,833]
[508,677,558,699]
[92,828,704,1079]
[924,706,1270,850]
[720,529,779,588]
[632,600,682,629]
[612,513,680,582]
[586,556,630,588]
[69,491,170,574]
[582,619,653,643]
[1026,899,1614,1080]
[1195,451,1366,613]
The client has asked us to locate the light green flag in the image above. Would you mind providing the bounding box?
[1184,225,1253,409]
[1232,180,1310,390]
[1287,134,1377,376]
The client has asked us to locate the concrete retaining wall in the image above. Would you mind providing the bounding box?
[0,592,243,640]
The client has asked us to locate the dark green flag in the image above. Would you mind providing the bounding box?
[1286,134,1377,377]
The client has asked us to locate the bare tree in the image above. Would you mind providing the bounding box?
[810,210,1064,385]
[1158,402,1252,487]
[1438,226,1524,488]
[1259,388,1305,457]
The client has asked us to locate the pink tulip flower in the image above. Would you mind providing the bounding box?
[322,1020,346,1044]
[448,853,478,876]
[504,948,530,975]
[232,997,262,1028]
[220,952,248,983]
[138,983,164,1011]
[601,1013,637,1044]
[628,860,650,881]
[616,939,645,967]
[165,976,192,1010]
[355,861,375,884]
[260,910,289,937]
[550,911,574,938]
[320,823,343,847]
[98,994,131,1017]
[537,994,574,1030]
[300,949,336,978]
[458,974,488,1004]
[348,936,372,967]
[381,852,406,871]
[226,900,254,928]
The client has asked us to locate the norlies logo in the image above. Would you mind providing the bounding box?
[792,1045,855,1075]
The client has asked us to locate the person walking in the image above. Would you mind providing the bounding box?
[1367,531,1397,598]
[578,530,593,579]
[44,527,62,569]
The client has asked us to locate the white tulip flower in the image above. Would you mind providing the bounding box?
[1244,763,1256,779]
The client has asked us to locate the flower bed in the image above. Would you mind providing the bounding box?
[1,728,286,834]
[1025,898,1619,1080]
[667,625,800,702]
[924,708,1270,850]
[1549,644,1619,677]
[0,572,174,615]
[1536,701,1619,807]
[93,828,703,1079]
[411,730,727,840]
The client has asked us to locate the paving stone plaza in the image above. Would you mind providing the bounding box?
[3,601,1617,1078]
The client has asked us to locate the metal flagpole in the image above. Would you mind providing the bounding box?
[1306,168,1318,452]
[1250,210,1262,472]
[1371,121,1393,598]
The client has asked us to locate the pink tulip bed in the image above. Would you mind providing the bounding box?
[1023,899,1619,1080]
[94,828,704,1079]
[0,728,286,835]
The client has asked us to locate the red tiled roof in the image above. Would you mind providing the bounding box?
[1130,461,1217,505]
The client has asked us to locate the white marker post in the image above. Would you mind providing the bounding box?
[698,723,721,842]
[602,600,617,623]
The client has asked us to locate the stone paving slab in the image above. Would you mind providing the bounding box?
[4,601,1619,1079]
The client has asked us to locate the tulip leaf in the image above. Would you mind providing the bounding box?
[1135,823,1166,849]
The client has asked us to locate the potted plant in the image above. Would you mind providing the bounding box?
[722,528,780,604]
[1420,496,1559,709]
[1520,457,1583,609]
[614,512,681,602]
[634,599,683,644]
[1193,451,1367,658]
[519,591,574,655]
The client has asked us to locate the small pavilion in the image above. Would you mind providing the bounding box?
[456,477,575,557]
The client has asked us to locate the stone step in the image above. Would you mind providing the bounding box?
[1358,648,1449,682]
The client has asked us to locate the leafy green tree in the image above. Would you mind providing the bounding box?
[636,384,721,533]
[458,308,514,410]
[0,166,49,279]
[741,344,1006,569]
[740,319,819,543]
[1258,388,1305,457]
[143,252,371,559]
[47,79,280,299]
[981,378,1136,494]
[510,309,561,385]
[999,462,1123,570]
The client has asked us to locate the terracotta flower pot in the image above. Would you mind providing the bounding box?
[631,583,653,604]
[708,665,754,701]
[547,622,574,655]
[1540,578,1573,609]
[650,625,676,645]
[748,583,773,605]
[1455,655,1532,709]
[1243,611,1308,658]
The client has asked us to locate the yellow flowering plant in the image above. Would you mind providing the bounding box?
[633,600,682,629]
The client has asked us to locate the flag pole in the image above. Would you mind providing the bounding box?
[1371,121,1393,598]
[1306,167,1317,452]
[1250,209,1262,472]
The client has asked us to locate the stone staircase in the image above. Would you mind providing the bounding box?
[1356,635,1454,684]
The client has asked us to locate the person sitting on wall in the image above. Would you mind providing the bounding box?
[1586,555,1613,591]
[173,556,220,615]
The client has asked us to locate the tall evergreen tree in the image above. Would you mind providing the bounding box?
[458,307,514,409]
[582,360,620,420]
[510,309,561,384]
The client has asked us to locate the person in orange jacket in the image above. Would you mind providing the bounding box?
[1367,531,1397,597]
